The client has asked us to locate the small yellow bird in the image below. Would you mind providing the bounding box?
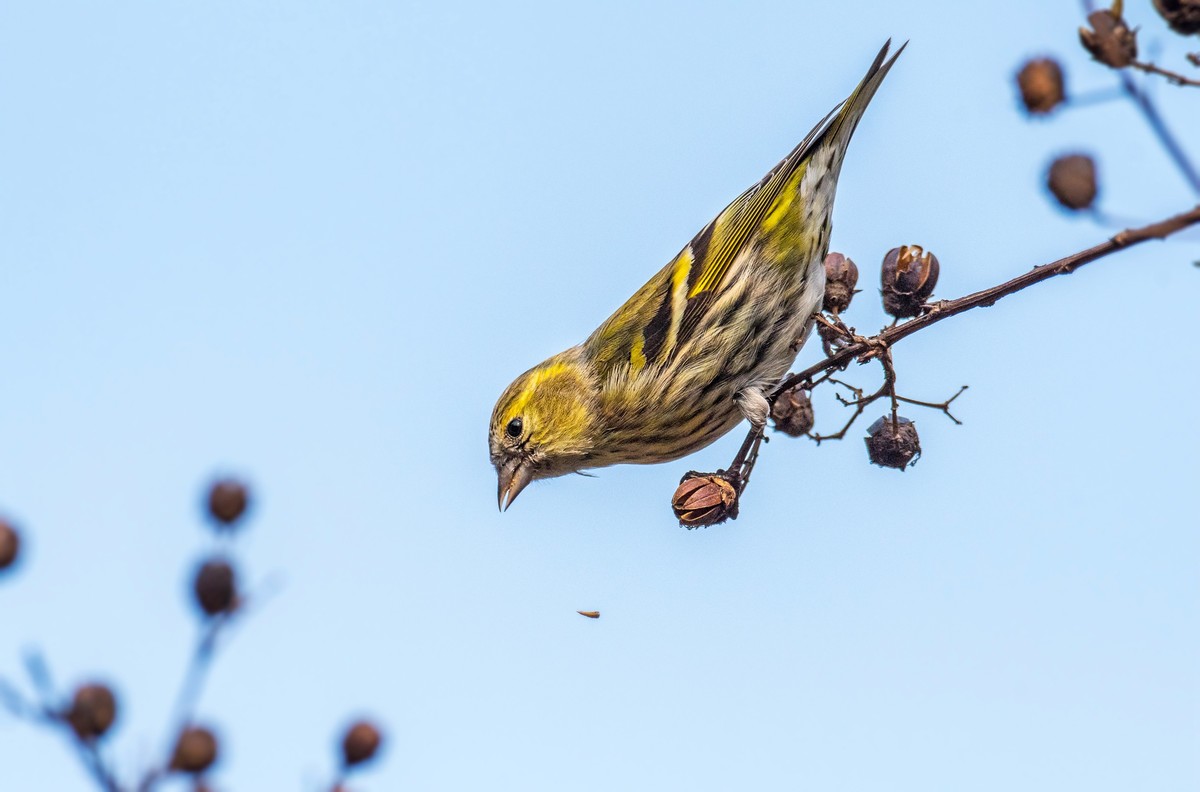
[491,41,903,510]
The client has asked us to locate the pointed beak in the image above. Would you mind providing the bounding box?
[497,457,535,512]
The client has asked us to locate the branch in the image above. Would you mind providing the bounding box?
[1131,60,1200,88]
[717,204,1200,491]
[0,652,124,792]
[774,204,1200,397]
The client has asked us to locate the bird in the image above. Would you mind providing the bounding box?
[490,41,904,511]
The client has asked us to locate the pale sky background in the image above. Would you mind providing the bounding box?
[2,2,1198,790]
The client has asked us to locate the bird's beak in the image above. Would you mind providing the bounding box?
[497,457,534,512]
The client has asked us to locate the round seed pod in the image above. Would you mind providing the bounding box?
[865,416,921,470]
[342,720,383,768]
[0,519,20,572]
[671,473,739,528]
[770,386,814,437]
[206,479,249,528]
[170,726,219,774]
[1153,0,1200,34]
[1016,58,1066,115]
[1079,9,1137,68]
[822,252,859,314]
[1047,154,1098,211]
[881,245,939,319]
[193,558,237,617]
[66,683,118,740]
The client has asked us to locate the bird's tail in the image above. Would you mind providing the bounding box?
[821,39,906,153]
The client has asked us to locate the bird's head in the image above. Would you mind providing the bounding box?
[490,351,599,510]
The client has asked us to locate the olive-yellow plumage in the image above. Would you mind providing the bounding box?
[491,41,904,509]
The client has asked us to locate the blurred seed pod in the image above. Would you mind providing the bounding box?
[672,472,739,528]
[1015,58,1066,115]
[0,518,19,572]
[66,683,118,740]
[822,252,859,314]
[865,416,921,470]
[1047,154,1098,211]
[770,386,814,437]
[206,478,249,528]
[881,245,939,319]
[193,558,238,617]
[1080,8,1138,68]
[170,726,219,774]
[342,720,383,768]
[1154,0,1200,34]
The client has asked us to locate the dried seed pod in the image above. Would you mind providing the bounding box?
[1154,0,1200,34]
[770,386,814,437]
[1047,154,1098,211]
[342,720,383,767]
[0,518,19,571]
[66,683,118,740]
[1016,58,1066,115]
[822,252,859,314]
[865,416,921,470]
[881,245,939,319]
[170,726,219,774]
[1080,8,1138,68]
[671,472,739,528]
[817,320,843,354]
[206,478,249,528]
[193,558,237,617]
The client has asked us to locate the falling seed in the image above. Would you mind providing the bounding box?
[577,611,600,619]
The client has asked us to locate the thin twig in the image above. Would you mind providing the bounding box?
[896,385,969,425]
[1131,60,1200,88]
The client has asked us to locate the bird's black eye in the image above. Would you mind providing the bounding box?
[505,417,524,439]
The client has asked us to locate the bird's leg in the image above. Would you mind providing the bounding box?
[722,424,765,494]
[733,386,770,430]
[721,385,773,494]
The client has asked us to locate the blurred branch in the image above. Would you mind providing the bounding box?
[1117,70,1200,194]
[135,613,236,792]
[1078,0,1200,195]
[0,652,124,792]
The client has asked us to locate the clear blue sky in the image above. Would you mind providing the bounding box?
[2,2,1197,790]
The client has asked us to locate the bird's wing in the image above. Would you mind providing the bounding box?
[585,40,902,380]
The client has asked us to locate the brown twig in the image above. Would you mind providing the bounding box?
[1131,60,1200,88]
[896,386,969,425]
[810,378,874,444]
[807,372,965,443]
